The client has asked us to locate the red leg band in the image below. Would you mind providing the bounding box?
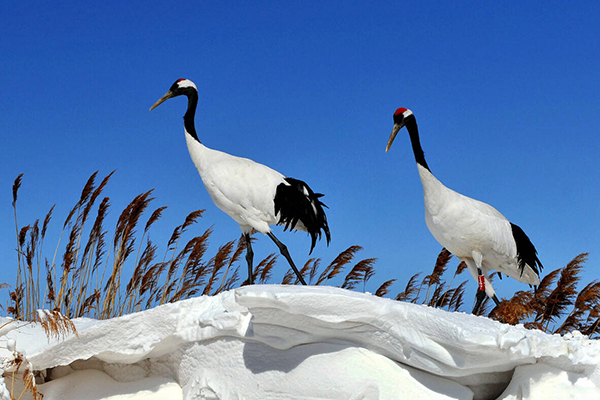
[478,275,485,291]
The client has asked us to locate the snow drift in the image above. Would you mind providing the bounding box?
[2,285,600,399]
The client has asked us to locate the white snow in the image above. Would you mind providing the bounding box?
[1,285,599,399]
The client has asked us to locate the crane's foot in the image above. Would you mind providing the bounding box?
[472,290,486,315]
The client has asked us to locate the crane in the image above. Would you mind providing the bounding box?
[150,79,330,285]
[385,107,543,314]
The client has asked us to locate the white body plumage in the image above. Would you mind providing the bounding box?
[387,107,542,311]
[150,79,330,285]
[418,164,539,299]
[185,133,286,234]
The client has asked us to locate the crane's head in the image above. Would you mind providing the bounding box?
[149,79,198,111]
[385,107,414,152]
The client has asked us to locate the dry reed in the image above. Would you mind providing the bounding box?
[342,258,377,291]
[1,308,77,400]
[6,173,387,324]
[375,279,396,297]
[396,273,422,302]
[5,173,598,342]
[316,245,362,285]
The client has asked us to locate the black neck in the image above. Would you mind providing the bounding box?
[183,90,200,143]
[405,117,430,171]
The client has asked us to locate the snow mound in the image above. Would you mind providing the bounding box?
[1,285,600,399]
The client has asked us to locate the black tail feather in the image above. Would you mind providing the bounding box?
[274,177,331,253]
[511,222,543,278]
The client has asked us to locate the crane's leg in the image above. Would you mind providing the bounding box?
[471,252,488,315]
[266,232,307,285]
[492,294,501,306]
[472,269,501,314]
[245,233,254,285]
[472,268,487,314]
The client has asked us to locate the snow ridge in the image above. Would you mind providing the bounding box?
[2,285,600,399]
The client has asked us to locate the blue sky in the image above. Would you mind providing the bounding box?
[2,2,599,308]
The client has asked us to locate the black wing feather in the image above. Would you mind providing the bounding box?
[511,222,543,278]
[274,177,331,253]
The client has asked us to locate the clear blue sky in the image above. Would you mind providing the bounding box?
[2,2,599,308]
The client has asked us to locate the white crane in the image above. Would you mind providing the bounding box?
[150,79,330,285]
[385,107,543,314]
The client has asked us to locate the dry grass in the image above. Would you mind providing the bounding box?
[0,173,409,400]
[394,249,469,313]
[1,309,77,400]
[4,172,598,343]
[6,171,600,400]
[1,349,41,400]
[4,173,384,324]
[315,245,363,285]
[3,172,599,400]
[490,252,600,337]
[342,257,377,291]
[408,248,599,338]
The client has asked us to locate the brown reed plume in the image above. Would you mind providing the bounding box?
[45,172,115,318]
[276,245,380,291]
[15,171,600,340]
[4,173,233,322]
[101,189,155,318]
[423,248,452,304]
[11,174,25,318]
[316,245,363,285]
[342,257,377,291]
[120,205,168,309]
[12,175,24,303]
[158,210,205,304]
[203,240,236,295]
[447,280,468,311]
[553,278,600,335]
[8,172,393,325]
[375,279,396,297]
[251,253,277,285]
[164,228,213,303]
[390,247,598,338]
[536,253,586,330]
[489,290,534,325]
[34,308,78,342]
[280,257,319,285]
[393,247,469,313]
[481,253,600,338]
[427,281,447,307]
[7,173,166,320]
[396,273,422,302]
[213,235,245,293]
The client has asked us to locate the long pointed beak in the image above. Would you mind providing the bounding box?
[149,90,174,111]
[385,123,403,152]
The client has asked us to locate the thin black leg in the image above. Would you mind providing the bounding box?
[245,233,254,285]
[266,232,307,285]
[472,290,486,314]
[492,294,501,306]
